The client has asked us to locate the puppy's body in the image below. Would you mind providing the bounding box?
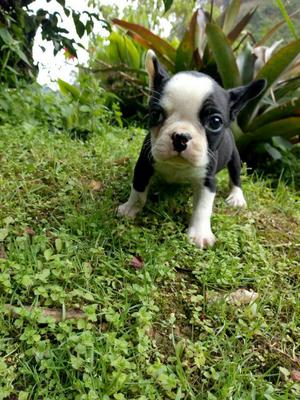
[118,51,266,248]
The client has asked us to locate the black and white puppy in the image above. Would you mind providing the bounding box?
[118,50,266,248]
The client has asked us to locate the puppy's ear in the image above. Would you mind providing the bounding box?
[145,49,169,90]
[228,79,267,120]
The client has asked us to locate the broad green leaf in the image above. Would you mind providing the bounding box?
[256,8,300,46]
[126,31,175,71]
[109,31,140,69]
[227,8,256,43]
[79,105,91,113]
[263,143,282,160]
[248,97,300,130]
[55,238,63,252]
[112,18,176,66]
[44,248,53,261]
[0,28,14,45]
[237,42,255,84]
[70,355,83,370]
[6,65,19,75]
[239,39,300,126]
[206,22,241,88]
[15,48,31,66]
[275,0,298,39]
[175,9,198,71]
[163,0,173,13]
[272,136,293,151]
[246,117,300,143]
[274,78,300,98]
[223,0,240,35]
[58,79,80,100]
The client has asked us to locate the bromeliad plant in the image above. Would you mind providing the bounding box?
[111,0,300,160]
[88,31,148,121]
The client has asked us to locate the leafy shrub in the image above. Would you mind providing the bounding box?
[58,74,123,139]
[0,1,105,86]
[0,78,116,139]
[0,84,67,130]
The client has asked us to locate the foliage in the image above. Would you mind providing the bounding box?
[88,31,149,122]
[0,84,66,130]
[274,0,298,39]
[0,0,105,86]
[248,0,300,44]
[57,75,122,139]
[0,100,300,397]
[108,0,300,162]
[0,79,117,139]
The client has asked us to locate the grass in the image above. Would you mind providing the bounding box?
[0,120,299,400]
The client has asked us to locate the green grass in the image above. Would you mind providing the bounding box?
[0,121,300,400]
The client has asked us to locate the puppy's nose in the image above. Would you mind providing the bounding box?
[171,132,191,152]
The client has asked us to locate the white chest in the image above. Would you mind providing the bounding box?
[154,160,207,183]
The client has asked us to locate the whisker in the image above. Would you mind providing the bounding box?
[145,88,162,97]
[207,149,217,163]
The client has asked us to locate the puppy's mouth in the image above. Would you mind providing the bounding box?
[153,150,204,168]
[152,146,188,162]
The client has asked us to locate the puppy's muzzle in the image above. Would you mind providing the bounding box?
[171,132,192,153]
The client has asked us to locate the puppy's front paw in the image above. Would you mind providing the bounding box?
[187,227,216,249]
[117,202,140,219]
[226,186,247,208]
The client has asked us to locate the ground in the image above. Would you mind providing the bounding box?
[0,122,299,399]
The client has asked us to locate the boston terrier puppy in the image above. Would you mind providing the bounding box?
[118,50,266,248]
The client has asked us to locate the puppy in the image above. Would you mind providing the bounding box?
[118,50,266,248]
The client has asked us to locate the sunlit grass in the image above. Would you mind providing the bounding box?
[0,123,299,399]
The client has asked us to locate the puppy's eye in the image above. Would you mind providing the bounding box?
[205,115,223,132]
[150,108,165,126]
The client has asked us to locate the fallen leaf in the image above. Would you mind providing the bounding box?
[24,226,35,237]
[130,255,144,269]
[89,180,102,191]
[0,245,7,259]
[100,322,109,332]
[4,304,86,322]
[291,370,300,382]
[226,288,258,305]
[113,157,130,165]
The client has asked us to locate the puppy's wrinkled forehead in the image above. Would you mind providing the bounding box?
[160,73,214,117]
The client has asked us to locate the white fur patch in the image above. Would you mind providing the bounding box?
[188,186,216,249]
[154,159,207,183]
[117,187,148,218]
[161,73,214,118]
[226,186,247,208]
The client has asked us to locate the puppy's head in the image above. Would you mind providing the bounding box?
[146,50,266,167]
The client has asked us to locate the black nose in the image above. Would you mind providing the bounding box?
[172,132,191,152]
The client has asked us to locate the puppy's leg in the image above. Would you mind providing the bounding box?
[226,146,247,208]
[188,179,216,249]
[117,186,149,218]
[118,135,154,218]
